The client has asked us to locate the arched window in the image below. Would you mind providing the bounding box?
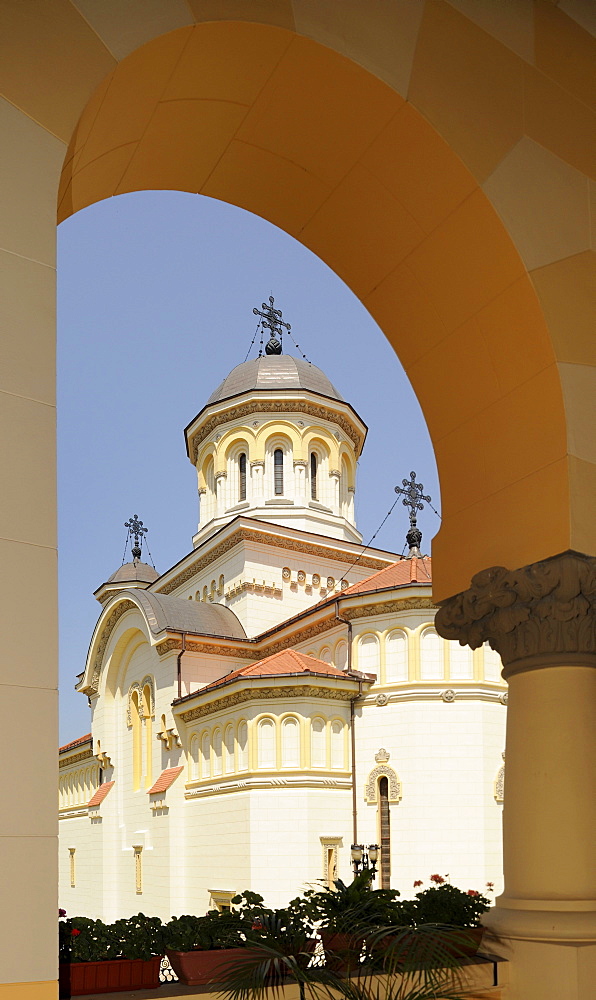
[274,449,284,495]
[320,646,331,664]
[358,634,380,674]
[239,452,247,501]
[378,776,390,888]
[218,574,225,595]
[311,718,326,768]
[331,721,344,769]
[212,728,222,776]
[484,642,502,682]
[335,640,348,671]
[224,725,235,773]
[450,642,474,679]
[258,719,275,769]
[131,689,141,791]
[385,631,408,683]
[190,735,200,780]
[200,731,211,778]
[237,721,248,771]
[202,586,208,602]
[420,628,444,679]
[142,683,152,789]
[310,452,317,500]
[281,717,300,767]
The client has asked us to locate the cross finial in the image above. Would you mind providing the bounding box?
[253,295,291,355]
[124,514,147,561]
[394,472,431,557]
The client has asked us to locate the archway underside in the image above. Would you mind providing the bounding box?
[56,20,592,601]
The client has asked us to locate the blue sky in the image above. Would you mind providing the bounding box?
[57,191,439,744]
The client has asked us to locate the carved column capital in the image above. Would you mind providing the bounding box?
[435,551,596,676]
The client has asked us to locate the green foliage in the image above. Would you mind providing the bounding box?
[408,885,490,929]
[300,871,404,933]
[164,910,247,952]
[59,913,164,963]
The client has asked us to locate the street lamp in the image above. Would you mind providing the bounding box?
[351,843,380,880]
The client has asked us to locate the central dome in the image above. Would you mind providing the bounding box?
[206,354,344,407]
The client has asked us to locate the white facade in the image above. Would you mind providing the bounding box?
[59,353,507,920]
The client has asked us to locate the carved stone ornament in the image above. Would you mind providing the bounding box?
[375,748,390,763]
[435,552,596,674]
[494,753,505,804]
[375,693,389,706]
[364,764,402,804]
[442,689,456,703]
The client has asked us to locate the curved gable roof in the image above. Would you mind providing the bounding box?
[134,590,246,639]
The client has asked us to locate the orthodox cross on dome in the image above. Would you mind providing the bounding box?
[124,514,148,561]
[253,295,291,355]
[394,471,431,557]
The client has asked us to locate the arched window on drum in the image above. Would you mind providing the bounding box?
[385,631,408,683]
[358,634,380,675]
[200,731,211,779]
[330,721,344,769]
[311,718,326,768]
[450,641,474,679]
[190,735,200,780]
[237,721,249,771]
[281,717,300,768]
[258,719,276,769]
[420,627,444,679]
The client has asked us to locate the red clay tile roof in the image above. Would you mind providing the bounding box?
[88,781,114,808]
[341,557,432,596]
[59,733,92,753]
[148,766,184,795]
[202,648,347,693]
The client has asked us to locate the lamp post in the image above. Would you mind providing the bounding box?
[351,843,379,880]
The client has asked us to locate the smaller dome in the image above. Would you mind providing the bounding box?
[206,354,344,406]
[107,560,159,585]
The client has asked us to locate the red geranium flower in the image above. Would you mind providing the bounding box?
[486,882,494,889]
[430,874,445,884]
[413,880,423,887]
[71,928,81,937]
[466,890,480,896]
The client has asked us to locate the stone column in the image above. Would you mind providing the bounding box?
[436,552,596,1000]
[348,485,356,522]
[251,460,264,501]
[329,468,340,513]
[198,486,206,526]
[214,470,227,517]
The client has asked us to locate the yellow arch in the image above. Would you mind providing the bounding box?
[53,19,589,599]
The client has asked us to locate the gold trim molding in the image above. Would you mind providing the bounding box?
[178,683,360,722]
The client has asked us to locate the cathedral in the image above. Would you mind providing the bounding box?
[58,301,507,922]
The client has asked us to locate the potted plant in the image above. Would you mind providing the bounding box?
[164,892,270,986]
[300,870,404,975]
[58,912,164,997]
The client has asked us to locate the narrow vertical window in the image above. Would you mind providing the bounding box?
[131,690,141,791]
[310,453,317,500]
[237,722,248,771]
[134,845,143,894]
[331,721,344,769]
[239,453,247,501]
[69,847,76,887]
[201,732,211,778]
[274,449,284,495]
[190,735,199,780]
[311,718,326,768]
[213,728,222,776]
[258,719,275,768]
[143,684,152,789]
[379,777,390,888]
[224,725,235,773]
[282,717,300,767]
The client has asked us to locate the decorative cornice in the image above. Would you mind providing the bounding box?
[156,526,390,596]
[342,597,437,620]
[188,399,363,462]
[185,774,352,798]
[293,459,308,467]
[177,684,360,722]
[436,552,596,674]
[59,749,94,768]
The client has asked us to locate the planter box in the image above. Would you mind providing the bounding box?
[365,926,485,972]
[320,931,365,977]
[59,955,161,997]
[166,946,251,986]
